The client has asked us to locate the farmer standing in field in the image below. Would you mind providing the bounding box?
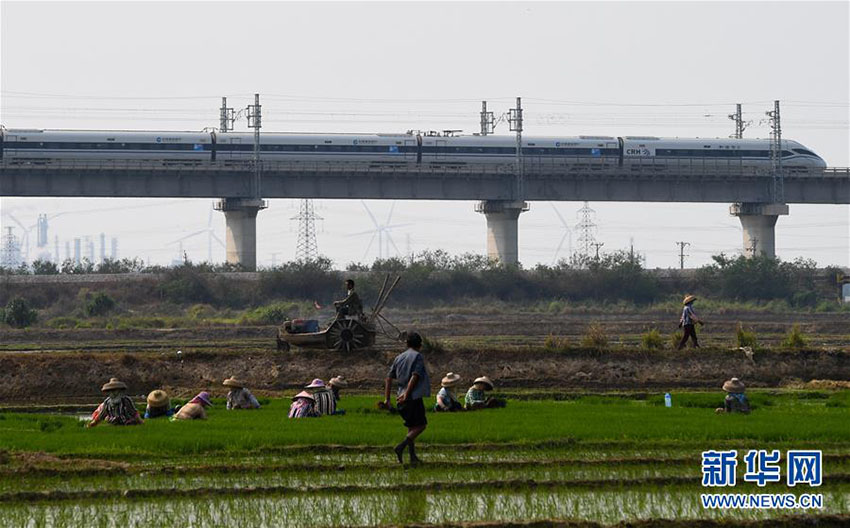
[384,332,431,465]
[677,294,704,350]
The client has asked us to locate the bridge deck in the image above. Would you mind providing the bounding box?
[2,160,848,203]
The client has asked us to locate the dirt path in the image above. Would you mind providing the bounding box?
[1,345,848,404]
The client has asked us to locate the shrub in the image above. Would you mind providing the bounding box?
[782,324,807,349]
[544,333,571,352]
[84,292,116,317]
[735,323,758,349]
[4,298,37,328]
[670,330,683,349]
[421,335,447,354]
[46,317,80,329]
[641,328,664,349]
[581,323,608,349]
[242,303,294,325]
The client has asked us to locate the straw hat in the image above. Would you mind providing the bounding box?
[473,376,494,390]
[101,378,127,392]
[292,390,315,402]
[441,372,461,387]
[683,294,697,305]
[722,377,746,393]
[329,376,348,388]
[146,389,169,407]
[305,378,326,389]
[223,377,245,388]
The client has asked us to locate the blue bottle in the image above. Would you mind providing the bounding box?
[664,393,672,408]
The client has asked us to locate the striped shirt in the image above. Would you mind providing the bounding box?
[681,305,696,326]
[312,388,336,416]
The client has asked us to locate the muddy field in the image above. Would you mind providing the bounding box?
[0,310,847,403]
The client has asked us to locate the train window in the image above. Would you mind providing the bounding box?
[793,148,817,157]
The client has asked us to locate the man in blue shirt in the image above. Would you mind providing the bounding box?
[384,332,431,465]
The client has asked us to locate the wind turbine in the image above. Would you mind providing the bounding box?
[167,204,225,263]
[351,201,413,261]
[550,203,573,265]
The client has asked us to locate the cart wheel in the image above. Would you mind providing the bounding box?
[327,319,369,353]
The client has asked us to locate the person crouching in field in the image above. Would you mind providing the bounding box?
[464,376,506,410]
[306,379,336,416]
[289,391,318,418]
[385,332,430,465]
[677,294,704,350]
[144,389,175,419]
[173,391,213,420]
[434,372,463,412]
[87,378,143,428]
[329,376,347,414]
[223,377,260,410]
[715,377,751,415]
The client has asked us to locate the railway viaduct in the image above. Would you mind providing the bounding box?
[1,159,848,270]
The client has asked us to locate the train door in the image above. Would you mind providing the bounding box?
[404,139,416,161]
[436,139,447,160]
[606,142,618,166]
[229,137,242,158]
[2,135,15,160]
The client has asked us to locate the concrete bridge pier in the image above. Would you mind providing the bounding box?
[475,200,529,265]
[729,202,789,258]
[215,198,268,271]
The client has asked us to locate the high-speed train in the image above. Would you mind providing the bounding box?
[0,128,827,170]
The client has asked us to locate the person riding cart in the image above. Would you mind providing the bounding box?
[333,279,363,318]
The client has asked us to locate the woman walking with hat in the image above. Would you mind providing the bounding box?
[677,294,704,350]
[87,378,143,427]
[434,372,463,412]
[716,377,751,414]
[223,377,260,410]
[144,390,175,419]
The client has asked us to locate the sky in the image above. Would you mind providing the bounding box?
[1,0,848,269]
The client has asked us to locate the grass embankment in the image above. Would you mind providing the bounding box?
[2,393,848,527]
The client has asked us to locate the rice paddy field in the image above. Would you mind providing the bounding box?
[2,392,849,527]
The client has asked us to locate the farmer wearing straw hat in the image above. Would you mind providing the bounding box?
[464,376,505,410]
[385,331,431,465]
[306,378,336,416]
[434,372,463,412]
[144,389,175,419]
[288,391,318,418]
[87,378,143,427]
[223,377,260,410]
[716,377,751,414]
[677,294,704,350]
[173,391,213,420]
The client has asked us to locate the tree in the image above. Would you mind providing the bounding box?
[4,298,37,328]
[31,259,59,275]
[84,292,116,316]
